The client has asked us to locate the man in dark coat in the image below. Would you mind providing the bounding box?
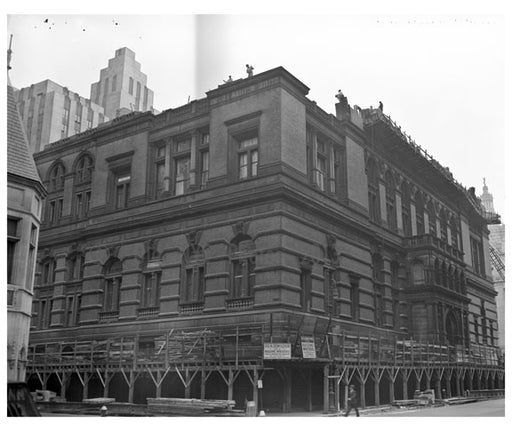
[344,385,360,417]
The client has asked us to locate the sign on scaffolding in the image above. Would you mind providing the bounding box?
[301,336,316,359]
[264,343,291,359]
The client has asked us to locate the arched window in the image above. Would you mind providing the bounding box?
[66,252,84,281]
[40,257,56,285]
[415,192,425,235]
[229,232,256,300]
[367,158,381,223]
[103,258,122,312]
[48,162,65,192]
[445,310,459,346]
[385,171,397,230]
[75,154,94,184]
[141,254,161,310]
[73,154,93,219]
[180,244,205,305]
[401,181,412,236]
[439,209,448,243]
[427,201,436,236]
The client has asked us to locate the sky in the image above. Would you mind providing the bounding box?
[5,11,509,222]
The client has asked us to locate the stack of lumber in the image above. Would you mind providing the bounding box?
[147,397,242,416]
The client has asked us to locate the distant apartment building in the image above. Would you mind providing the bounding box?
[15,80,107,153]
[90,47,155,119]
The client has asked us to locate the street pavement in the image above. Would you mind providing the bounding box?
[372,398,504,417]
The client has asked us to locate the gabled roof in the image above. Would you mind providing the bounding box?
[7,81,45,187]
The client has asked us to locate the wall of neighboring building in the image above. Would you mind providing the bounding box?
[7,182,42,381]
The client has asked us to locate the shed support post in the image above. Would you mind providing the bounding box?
[323,365,329,414]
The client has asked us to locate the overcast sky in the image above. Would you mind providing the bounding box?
[6,13,507,222]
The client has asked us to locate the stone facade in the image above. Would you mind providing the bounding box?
[28,67,502,410]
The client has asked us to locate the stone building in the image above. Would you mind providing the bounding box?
[90,47,155,120]
[27,67,502,412]
[7,77,47,382]
[15,80,107,153]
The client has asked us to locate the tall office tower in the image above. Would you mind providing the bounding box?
[480,179,505,354]
[90,47,155,119]
[15,80,107,153]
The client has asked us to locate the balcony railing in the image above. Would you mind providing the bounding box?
[98,310,119,322]
[226,297,254,310]
[404,234,464,261]
[137,306,160,319]
[179,302,204,314]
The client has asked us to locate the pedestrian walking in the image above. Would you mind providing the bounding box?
[344,385,360,417]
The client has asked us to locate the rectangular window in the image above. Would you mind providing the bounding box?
[39,300,47,329]
[129,77,134,95]
[25,224,37,289]
[231,258,255,298]
[87,108,93,129]
[316,154,326,191]
[155,145,166,196]
[156,162,165,195]
[115,174,131,208]
[7,289,15,306]
[7,218,20,284]
[112,75,117,92]
[201,133,210,146]
[200,151,209,187]
[135,81,141,110]
[84,191,91,216]
[239,153,248,180]
[142,273,161,307]
[56,198,63,222]
[174,156,190,196]
[75,193,83,218]
[300,267,312,311]
[349,276,360,321]
[184,266,204,303]
[65,296,75,327]
[238,136,258,180]
[329,147,337,194]
[104,278,120,311]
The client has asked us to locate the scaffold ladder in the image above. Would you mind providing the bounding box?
[489,245,505,281]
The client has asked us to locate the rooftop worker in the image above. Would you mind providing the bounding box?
[246,64,254,77]
[379,101,383,111]
[335,89,344,102]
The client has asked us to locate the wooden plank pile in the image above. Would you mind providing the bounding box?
[147,397,243,416]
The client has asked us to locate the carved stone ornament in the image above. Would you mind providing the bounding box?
[145,238,159,260]
[108,245,120,258]
[186,230,202,252]
[232,221,249,237]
